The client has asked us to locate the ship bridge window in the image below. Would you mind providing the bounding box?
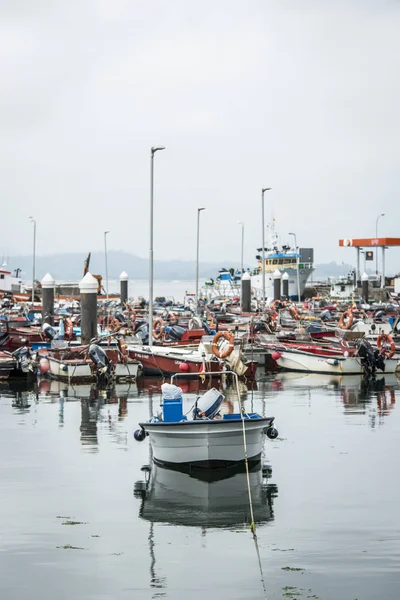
[272,259,277,265]
[278,259,283,265]
[284,258,291,264]
[0,274,4,279]
[340,285,345,292]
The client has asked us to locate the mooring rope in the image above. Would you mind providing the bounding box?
[233,374,268,600]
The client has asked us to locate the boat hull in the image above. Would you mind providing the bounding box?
[140,417,274,467]
[128,347,221,376]
[48,356,140,383]
[275,350,399,375]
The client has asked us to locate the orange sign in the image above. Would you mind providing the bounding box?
[339,238,400,248]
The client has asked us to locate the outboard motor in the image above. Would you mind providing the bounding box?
[12,347,34,374]
[135,321,150,344]
[252,319,270,334]
[193,388,224,420]
[166,325,185,341]
[89,344,112,383]
[356,339,385,377]
[42,322,58,341]
[319,309,332,322]
[114,311,125,323]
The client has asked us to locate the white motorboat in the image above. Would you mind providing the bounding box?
[271,345,399,375]
[134,372,278,469]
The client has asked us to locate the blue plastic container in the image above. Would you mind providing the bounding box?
[163,398,184,422]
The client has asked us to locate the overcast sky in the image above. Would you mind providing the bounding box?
[1,0,400,273]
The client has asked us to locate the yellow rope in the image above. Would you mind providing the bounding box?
[234,376,268,600]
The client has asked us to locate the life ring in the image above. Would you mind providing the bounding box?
[65,319,74,338]
[377,333,396,358]
[153,317,165,340]
[211,331,234,359]
[338,310,353,330]
[289,306,300,320]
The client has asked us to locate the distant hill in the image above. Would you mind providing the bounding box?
[4,252,364,282]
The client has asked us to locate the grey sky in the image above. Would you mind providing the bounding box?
[1,0,400,272]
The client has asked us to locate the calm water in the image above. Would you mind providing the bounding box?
[1,371,399,600]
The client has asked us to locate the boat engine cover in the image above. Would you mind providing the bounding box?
[194,388,224,419]
[89,344,110,369]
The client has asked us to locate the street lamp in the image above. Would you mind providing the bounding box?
[149,146,166,347]
[29,216,36,304]
[104,230,110,303]
[238,222,244,310]
[375,213,385,276]
[288,232,301,302]
[261,188,271,310]
[196,207,206,314]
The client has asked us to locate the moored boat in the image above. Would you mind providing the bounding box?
[134,372,278,469]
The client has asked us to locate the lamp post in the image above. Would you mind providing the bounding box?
[238,221,244,310]
[196,207,206,314]
[29,216,36,304]
[375,213,385,276]
[104,230,110,303]
[289,232,301,302]
[261,188,271,310]
[149,146,166,347]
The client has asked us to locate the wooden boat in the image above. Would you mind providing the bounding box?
[134,373,278,469]
[266,341,399,375]
[42,344,142,383]
[128,339,257,378]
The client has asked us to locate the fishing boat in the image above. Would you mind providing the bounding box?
[128,333,257,378]
[266,339,399,375]
[42,343,142,384]
[133,372,278,469]
[250,223,314,300]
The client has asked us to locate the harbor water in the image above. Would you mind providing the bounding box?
[1,371,399,600]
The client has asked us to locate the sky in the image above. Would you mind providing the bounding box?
[1,0,400,273]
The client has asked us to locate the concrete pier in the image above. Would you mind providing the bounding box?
[79,272,98,345]
[241,272,251,312]
[120,271,128,306]
[41,273,55,325]
[273,270,282,301]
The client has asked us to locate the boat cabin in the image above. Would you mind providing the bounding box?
[0,266,22,293]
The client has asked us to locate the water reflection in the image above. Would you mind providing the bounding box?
[271,371,398,423]
[134,462,278,529]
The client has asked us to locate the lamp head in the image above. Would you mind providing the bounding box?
[198,207,206,212]
[262,187,271,193]
[151,146,166,154]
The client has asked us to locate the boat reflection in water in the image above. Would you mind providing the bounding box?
[271,371,397,425]
[134,461,278,529]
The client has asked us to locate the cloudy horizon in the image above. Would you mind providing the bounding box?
[2,1,400,273]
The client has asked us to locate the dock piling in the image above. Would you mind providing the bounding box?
[282,272,289,299]
[41,273,55,325]
[273,270,282,301]
[120,271,129,306]
[241,272,251,312]
[361,272,369,304]
[79,272,98,345]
